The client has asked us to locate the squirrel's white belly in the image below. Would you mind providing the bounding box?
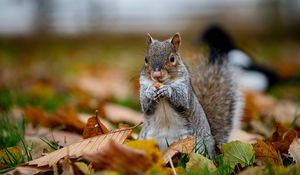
[144,99,193,149]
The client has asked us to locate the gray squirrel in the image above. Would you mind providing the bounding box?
[139,33,243,159]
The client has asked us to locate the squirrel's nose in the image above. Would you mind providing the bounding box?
[152,71,161,78]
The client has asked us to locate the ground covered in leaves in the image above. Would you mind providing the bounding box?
[0,34,300,175]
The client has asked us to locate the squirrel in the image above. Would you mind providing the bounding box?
[139,32,243,159]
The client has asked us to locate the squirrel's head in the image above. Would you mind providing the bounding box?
[144,33,185,84]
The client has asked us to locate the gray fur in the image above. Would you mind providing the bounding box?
[139,34,242,159]
[191,59,243,145]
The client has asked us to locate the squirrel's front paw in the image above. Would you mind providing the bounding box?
[154,85,172,100]
[145,86,157,100]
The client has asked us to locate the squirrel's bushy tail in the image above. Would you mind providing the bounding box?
[191,57,243,145]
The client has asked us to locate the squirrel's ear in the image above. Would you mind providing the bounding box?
[171,32,181,53]
[146,33,154,45]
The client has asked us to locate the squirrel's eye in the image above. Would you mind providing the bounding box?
[169,55,175,63]
[145,57,148,64]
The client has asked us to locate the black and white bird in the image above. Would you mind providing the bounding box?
[198,25,279,92]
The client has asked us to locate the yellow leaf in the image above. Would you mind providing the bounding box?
[145,163,171,175]
[125,139,164,165]
[186,153,216,172]
[0,146,22,168]
[103,171,121,175]
[74,162,94,175]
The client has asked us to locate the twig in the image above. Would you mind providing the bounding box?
[168,156,177,175]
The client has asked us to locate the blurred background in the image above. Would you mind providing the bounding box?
[0,0,300,113]
[1,1,300,172]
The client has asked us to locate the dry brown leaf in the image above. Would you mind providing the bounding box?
[228,129,263,144]
[23,107,49,128]
[24,106,86,134]
[25,125,83,159]
[272,129,300,154]
[288,138,300,164]
[26,126,135,167]
[9,166,52,175]
[271,101,300,127]
[48,106,86,134]
[83,140,153,174]
[243,91,260,122]
[253,140,282,166]
[78,113,114,130]
[61,156,75,175]
[162,136,195,164]
[244,91,300,127]
[82,113,109,139]
[271,124,286,142]
[243,90,275,121]
[250,120,273,137]
[103,103,143,125]
[76,69,131,99]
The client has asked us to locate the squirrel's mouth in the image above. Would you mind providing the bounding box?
[151,76,169,84]
[150,69,170,83]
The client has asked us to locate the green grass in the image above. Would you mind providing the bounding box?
[0,88,13,112]
[0,113,32,172]
[0,113,25,148]
[111,97,140,111]
[15,91,69,112]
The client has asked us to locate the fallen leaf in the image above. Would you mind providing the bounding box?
[103,103,143,125]
[23,107,48,127]
[25,126,83,157]
[186,153,217,172]
[48,106,86,134]
[243,90,275,122]
[250,120,272,137]
[271,124,286,142]
[76,69,131,99]
[288,138,300,164]
[222,141,255,169]
[145,163,171,175]
[9,166,53,175]
[253,140,282,166]
[162,136,195,164]
[83,141,153,174]
[125,139,164,165]
[74,162,94,175]
[82,111,109,139]
[271,101,300,127]
[78,113,114,130]
[26,126,135,167]
[24,106,86,134]
[272,129,299,154]
[243,91,300,128]
[61,156,74,175]
[0,147,23,169]
[228,129,263,144]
